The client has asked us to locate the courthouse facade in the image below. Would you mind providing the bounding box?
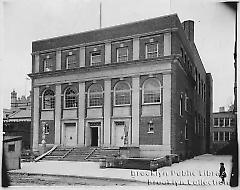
[29,14,212,158]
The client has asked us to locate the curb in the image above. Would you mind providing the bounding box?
[7,171,147,184]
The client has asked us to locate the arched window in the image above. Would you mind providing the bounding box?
[143,78,161,104]
[65,87,78,108]
[88,84,103,107]
[42,89,55,109]
[114,81,131,105]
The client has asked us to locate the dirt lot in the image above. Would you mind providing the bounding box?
[8,172,146,186]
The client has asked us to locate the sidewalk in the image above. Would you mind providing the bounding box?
[8,154,233,187]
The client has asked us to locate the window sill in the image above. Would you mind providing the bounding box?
[42,109,54,111]
[142,102,161,106]
[87,106,103,109]
[147,131,154,134]
[114,104,131,107]
[63,107,78,110]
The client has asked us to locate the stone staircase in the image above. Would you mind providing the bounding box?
[43,147,73,160]
[41,146,120,162]
[62,147,96,161]
[86,147,120,162]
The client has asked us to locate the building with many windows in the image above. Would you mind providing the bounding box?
[210,107,236,153]
[29,14,212,158]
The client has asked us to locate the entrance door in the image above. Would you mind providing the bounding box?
[115,125,125,147]
[91,127,98,146]
[65,123,76,146]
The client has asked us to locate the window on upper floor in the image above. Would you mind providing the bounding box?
[219,118,224,127]
[117,47,128,62]
[143,78,161,104]
[42,89,55,110]
[146,43,158,58]
[225,132,230,141]
[43,58,53,72]
[214,118,219,126]
[230,118,235,126]
[213,132,218,141]
[64,87,78,108]
[225,118,230,127]
[179,93,184,117]
[185,121,189,140]
[185,91,189,112]
[114,81,131,106]
[66,54,77,69]
[90,51,101,66]
[219,132,224,141]
[88,84,103,107]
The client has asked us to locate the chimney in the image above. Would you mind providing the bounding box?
[182,20,194,42]
[11,90,17,108]
[219,107,225,112]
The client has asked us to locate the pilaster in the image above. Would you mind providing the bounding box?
[54,84,61,144]
[33,87,39,152]
[132,76,140,146]
[78,82,85,146]
[103,79,111,146]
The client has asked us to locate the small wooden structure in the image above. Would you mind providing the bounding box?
[3,136,22,170]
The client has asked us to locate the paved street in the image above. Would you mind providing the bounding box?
[7,154,234,188]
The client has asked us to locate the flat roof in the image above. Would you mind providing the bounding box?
[32,14,180,52]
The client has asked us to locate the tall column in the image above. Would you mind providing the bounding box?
[80,47,85,67]
[132,76,140,146]
[105,43,111,64]
[78,82,85,146]
[32,86,40,152]
[162,73,171,151]
[56,50,61,70]
[164,33,171,56]
[54,84,61,144]
[103,79,111,146]
[34,54,39,73]
[133,37,140,60]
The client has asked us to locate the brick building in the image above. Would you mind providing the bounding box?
[29,14,212,158]
[210,107,236,153]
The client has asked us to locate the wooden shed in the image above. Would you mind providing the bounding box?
[3,136,22,170]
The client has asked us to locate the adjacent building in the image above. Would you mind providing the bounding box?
[210,107,236,153]
[29,14,212,158]
[3,90,31,150]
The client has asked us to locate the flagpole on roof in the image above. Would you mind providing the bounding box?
[100,1,102,29]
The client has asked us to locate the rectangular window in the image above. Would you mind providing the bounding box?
[219,132,224,141]
[185,123,189,140]
[146,43,158,58]
[117,47,128,62]
[219,118,224,127]
[224,132,230,141]
[8,144,15,152]
[225,118,230,127]
[91,52,101,66]
[214,118,219,126]
[213,132,218,141]
[44,123,50,134]
[179,94,183,117]
[230,118,235,126]
[44,58,53,72]
[66,55,77,69]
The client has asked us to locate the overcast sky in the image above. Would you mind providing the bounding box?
[1,0,236,112]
